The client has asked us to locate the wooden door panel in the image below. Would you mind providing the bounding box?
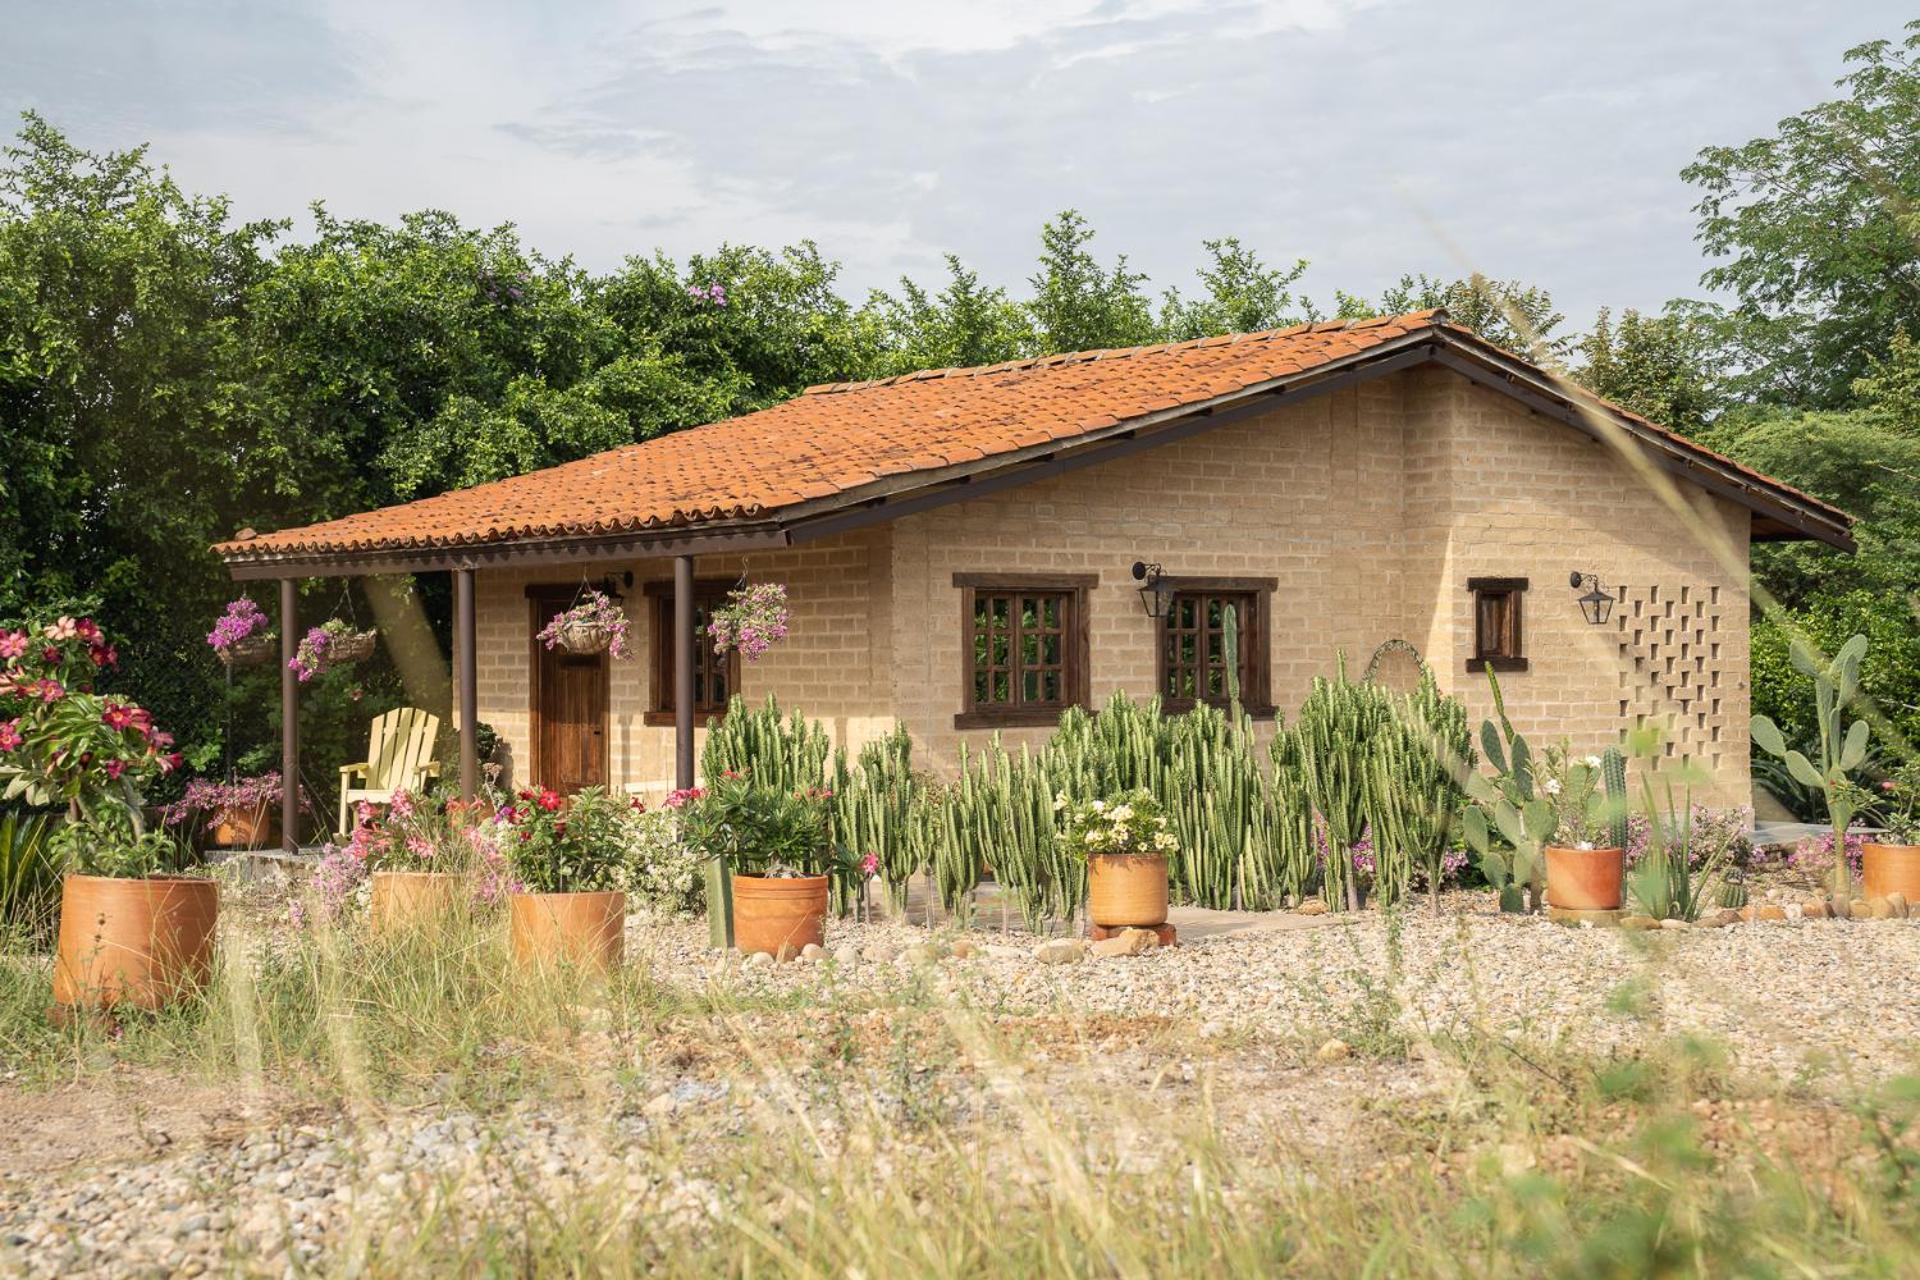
[530,594,609,794]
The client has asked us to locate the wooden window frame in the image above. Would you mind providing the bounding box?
[1153,576,1276,717]
[641,578,742,727]
[953,573,1095,729]
[1467,576,1529,672]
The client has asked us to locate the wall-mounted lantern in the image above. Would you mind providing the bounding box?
[1569,571,1615,626]
[1132,561,1177,619]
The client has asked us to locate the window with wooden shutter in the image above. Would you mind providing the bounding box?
[643,580,741,725]
[1467,577,1528,672]
[953,574,1094,728]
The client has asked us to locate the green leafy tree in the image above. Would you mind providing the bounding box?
[1025,210,1156,354]
[1576,305,1729,436]
[1336,272,1570,361]
[1159,237,1311,340]
[864,255,1033,373]
[1682,22,1920,407]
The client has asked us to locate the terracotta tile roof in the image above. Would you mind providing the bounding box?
[213,309,1850,564]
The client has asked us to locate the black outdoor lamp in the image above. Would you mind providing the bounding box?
[1132,561,1177,619]
[1569,571,1615,626]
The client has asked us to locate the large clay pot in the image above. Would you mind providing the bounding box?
[53,874,219,1011]
[509,890,625,971]
[207,805,277,851]
[1544,846,1625,911]
[1863,843,1920,902]
[370,870,462,932]
[1087,853,1169,929]
[731,873,827,957]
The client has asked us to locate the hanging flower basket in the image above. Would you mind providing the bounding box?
[538,590,630,660]
[207,598,275,667]
[218,630,279,668]
[290,620,378,681]
[708,583,790,662]
[556,618,614,655]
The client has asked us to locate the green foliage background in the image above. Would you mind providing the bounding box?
[2,21,1917,825]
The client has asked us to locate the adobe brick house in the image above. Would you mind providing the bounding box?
[216,310,1852,838]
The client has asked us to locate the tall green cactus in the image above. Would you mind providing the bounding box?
[1367,669,1474,910]
[1601,745,1629,853]
[1752,632,1870,902]
[1295,655,1391,911]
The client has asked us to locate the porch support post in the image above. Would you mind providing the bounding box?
[454,566,478,805]
[279,578,299,853]
[680,554,731,948]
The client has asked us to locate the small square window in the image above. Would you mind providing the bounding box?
[1467,577,1528,672]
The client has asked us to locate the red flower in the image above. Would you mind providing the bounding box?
[105,759,125,780]
[90,645,118,668]
[101,703,135,730]
[537,788,562,812]
[35,680,64,703]
[161,752,183,773]
[40,647,60,665]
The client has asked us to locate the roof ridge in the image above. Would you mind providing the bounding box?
[800,308,1449,395]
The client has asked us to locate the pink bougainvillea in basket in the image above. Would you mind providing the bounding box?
[708,583,790,662]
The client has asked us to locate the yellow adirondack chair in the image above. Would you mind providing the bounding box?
[337,707,442,835]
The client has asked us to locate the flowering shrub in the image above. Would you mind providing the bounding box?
[1623,805,1755,869]
[1789,829,1866,878]
[293,789,506,926]
[623,804,706,915]
[679,772,849,880]
[685,281,727,307]
[495,785,640,894]
[1535,747,1617,848]
[1842,762,1920,844]
[536,590,630,660]
[0,615,177,813]
[707,584,790,662]
[206,598,271,656]
[161,772,288,830]
[1056,789,1179,860]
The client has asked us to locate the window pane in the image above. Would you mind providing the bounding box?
[991,634,1009,666]
[1042,596,1061,628]
[992,672,1010,702]
[1041,634,1061,665]
[1022,670,1040,702]
[1021,630,1040,665]
[1041,671,1060,703]
[1178,598,1198,628]
[974,671,990,704]
[990,596,1010,626]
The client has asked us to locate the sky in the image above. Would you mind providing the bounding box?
[2,1,1911,326]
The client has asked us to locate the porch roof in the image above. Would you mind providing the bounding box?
[213,310,1855,578]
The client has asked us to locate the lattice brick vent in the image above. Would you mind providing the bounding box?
[1611,583,1724,771]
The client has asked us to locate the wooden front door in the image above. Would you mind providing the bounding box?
[529,590,609,794]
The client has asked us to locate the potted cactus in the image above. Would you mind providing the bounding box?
[1751,634,1869,906]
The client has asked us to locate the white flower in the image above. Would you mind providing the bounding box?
[1090,800,1107,813]
[1109,804,1134,822]
[1542,777,1562,796]
[1583,755,1603,769]
[1053,795,1068,812]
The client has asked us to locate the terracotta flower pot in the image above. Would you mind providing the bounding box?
[207,804,277,850]
[731,873,827,957]
[1087,853,1169,929]
[53,874,219,1011]
[1863,843,1920,903]
[370,870,462,932]
[509,890,625,971]
[1544,845,1625,911]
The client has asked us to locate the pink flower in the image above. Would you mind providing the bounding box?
[105,759,125,780]
[43,617,77,641]
[0,631,26,660]
[0,720,21,752]
[859,852,879,877]
[35,680,64,703]
[101,703,135,730]
[537,788,563,812]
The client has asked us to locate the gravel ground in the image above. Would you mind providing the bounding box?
[3,900,1917,1277]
